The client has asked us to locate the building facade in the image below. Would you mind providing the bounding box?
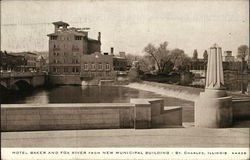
[36,55,48,72]
[0,51,26,71]
[5,51,38,72]
[222,51,235,62]
[47,21,114,85]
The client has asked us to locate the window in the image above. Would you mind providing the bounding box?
[75,36,82,40]
[53,67,58,73]
[84,63,88,70]
[72,67,79,73]
[53,59,60,64]
[76,67,79,72]
[98,63,103,70]
[51,36,57,40]
[64,67,68,72]
[91,63,95,70]
[106,63,110,70]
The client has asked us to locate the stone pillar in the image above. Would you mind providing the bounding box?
[195,44,232,128]
[130,99,151,129]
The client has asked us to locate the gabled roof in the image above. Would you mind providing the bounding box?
[52,21,69,26]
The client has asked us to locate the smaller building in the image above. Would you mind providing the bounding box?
[0,51,26,71]
[81,52,115,79]
[36,55,48,72]
[109,48,127,71]
[9,52,38,71]
[223,51,235,62]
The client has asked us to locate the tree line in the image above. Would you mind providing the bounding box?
[126,42,249,75]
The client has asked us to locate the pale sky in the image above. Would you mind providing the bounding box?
[1,0,249,57]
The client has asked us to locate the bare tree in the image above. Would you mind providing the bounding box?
[143,41,170,73]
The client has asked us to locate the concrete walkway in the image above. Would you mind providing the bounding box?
[1,126,249,148]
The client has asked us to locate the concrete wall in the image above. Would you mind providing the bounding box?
[232,99,250,120]
[49,75,81,85]
[31,75,46,87]
[131,99,182,128]
[1,103,134,131]
[1,98,183,131]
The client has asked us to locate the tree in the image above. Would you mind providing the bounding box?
[143,41,170,73]
[237,45,249,62]
[192,49,198,61]
[169,48,191,71]
[203,50,208,61]
[237,45,249,94]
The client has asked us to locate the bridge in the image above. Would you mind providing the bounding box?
[0,72,46,90]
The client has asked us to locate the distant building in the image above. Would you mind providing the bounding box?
[0,51,26,71]
[189,59,207,78]
[80,52,114,78]
[8,52,37,71]
[47,21,114,84]
[222,51,235,62]
[36,55,48,72]
[110,48,127,71]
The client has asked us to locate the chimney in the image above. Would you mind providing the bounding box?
[98,32,101,42]
[110,47,114,56]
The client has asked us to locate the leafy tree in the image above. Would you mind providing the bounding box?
[237,45,248,93]
[192,49,198,61]
[169,48,191,71]
[237,45,249,62]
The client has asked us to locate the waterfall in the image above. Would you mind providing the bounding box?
[81,81,88,86]
[126,82,202,101]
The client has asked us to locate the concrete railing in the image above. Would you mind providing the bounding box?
[232,99,250,120]
[0,72,45,78]
[1,99,183,131]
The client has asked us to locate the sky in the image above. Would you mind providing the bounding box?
[1,0,249,57]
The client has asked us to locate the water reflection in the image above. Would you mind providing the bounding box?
[1,85,195,122]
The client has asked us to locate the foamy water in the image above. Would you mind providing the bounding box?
[126,82,200,101]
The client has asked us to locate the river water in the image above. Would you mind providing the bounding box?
[1,85,194,122]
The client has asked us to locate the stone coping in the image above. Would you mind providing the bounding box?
[1,103,134,108]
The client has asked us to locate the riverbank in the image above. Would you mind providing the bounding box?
[126,81,203,101]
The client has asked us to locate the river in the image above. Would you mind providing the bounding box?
[1,85,194,122]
